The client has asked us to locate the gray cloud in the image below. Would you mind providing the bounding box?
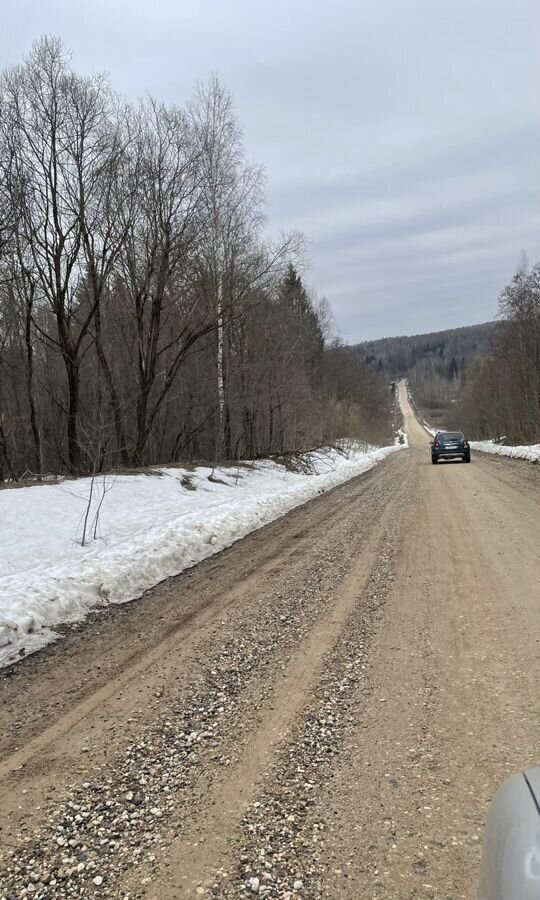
[2,0,538,339]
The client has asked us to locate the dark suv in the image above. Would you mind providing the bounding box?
[431,431,470,464]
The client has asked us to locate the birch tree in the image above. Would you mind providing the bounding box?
[189,76,300,459]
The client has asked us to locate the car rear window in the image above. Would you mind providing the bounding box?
[440,432,463,441]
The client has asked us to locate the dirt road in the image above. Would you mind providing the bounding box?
[1,383,538,899]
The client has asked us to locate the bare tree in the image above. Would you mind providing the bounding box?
[0,37,118,471]
[189,76,301,460]
[117,98,214,466]
[0,40,394,478]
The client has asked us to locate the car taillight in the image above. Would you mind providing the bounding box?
[434,441,439,448]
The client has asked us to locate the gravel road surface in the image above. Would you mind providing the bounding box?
[1,382,538,899]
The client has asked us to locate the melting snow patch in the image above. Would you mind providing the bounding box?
[0,444,403,666]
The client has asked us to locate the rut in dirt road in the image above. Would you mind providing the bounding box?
[0,382,538,900]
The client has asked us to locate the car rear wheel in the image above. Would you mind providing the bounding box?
[431,457,437,465]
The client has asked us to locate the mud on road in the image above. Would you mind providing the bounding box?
[1,384,538,899]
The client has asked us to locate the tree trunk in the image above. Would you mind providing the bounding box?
[0,422,12,481]
[223,403,232,459]
[242,405,254,458]
[94,303,129,466]
[24,299,42,474]
[65,355,82,473]
[216,291,226,459]
[133,384,150,467]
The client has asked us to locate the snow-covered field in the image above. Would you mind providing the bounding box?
[0,444,402,666]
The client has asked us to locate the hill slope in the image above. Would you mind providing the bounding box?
[354,321,501,427]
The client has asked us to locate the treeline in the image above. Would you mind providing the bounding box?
[455,262,540,442]
[0,37,391,480]
[356,321,499,418]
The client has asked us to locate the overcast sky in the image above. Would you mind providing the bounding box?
[2,0,539,341]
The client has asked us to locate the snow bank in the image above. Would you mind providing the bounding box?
[0,444,402,666]
[469,441,540,462]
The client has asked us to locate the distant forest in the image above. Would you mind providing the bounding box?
[355,321,501,427]
[357,260,540,444]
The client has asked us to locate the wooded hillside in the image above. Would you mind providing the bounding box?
[355,321,501,427]
[356,257,540,445]
[455,262,540,442]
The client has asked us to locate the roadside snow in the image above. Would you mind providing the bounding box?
[0,444,402,666]
[469,441,540,462]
